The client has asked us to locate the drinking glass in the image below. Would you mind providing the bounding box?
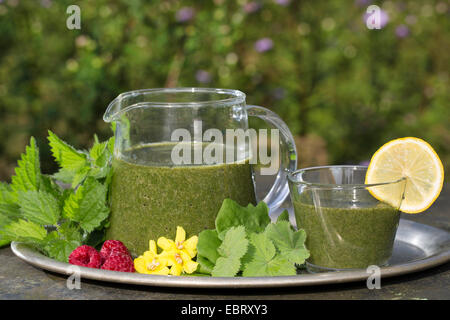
[288,165,406,272]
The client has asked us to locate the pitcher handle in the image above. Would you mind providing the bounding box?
[246,105,297,212]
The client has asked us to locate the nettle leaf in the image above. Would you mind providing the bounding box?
[242,233,296,277]
[48,130,87,171]
[11,137,41,194]
[42,222,82,262]
[40,174,63,202]
[57,222,83,242]
[264,221,310,265]
[44,238,80,262]
[0,238,10,247]
[215,199,271,235]
[0,182,16,204]
[53,168,76,184]
[211,226,248,277]
[89,140,109,166]
[63,177,109,232]
[107,136,115,155]
[0,182,21,224]
[0,213,13,247]
[71,166,91,188]
[0,202,21,221]
[18,190,60,226]
[0,219,47,243]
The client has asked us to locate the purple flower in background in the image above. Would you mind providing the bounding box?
[195,70,212,84]
[40,0,52,8]
[359,160,370,166]
[363,9,389,29]
[243,2,262,14]
[176,7,195,23]
[275,0,291,6]
[395,24,409,38]
[254,38,273,53]
[405,15,417,25]
[355,0,371,7]
[272,87,285,100]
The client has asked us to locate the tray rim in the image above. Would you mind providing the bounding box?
[10,219,450,289]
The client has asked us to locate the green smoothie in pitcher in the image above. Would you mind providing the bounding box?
[106,142,256,256]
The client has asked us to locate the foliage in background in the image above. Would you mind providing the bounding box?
[0,0,448,179]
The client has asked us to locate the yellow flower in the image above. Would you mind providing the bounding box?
[157,226,198,276]
[162,250,199,276]
[134,240,170,275]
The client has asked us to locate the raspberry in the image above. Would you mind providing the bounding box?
[100,240,130,264]
[101,251,135,272]
[68,245,102,268]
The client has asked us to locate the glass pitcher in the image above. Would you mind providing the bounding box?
[103,88,297,256]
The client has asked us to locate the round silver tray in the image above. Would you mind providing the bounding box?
[11,219,450,288]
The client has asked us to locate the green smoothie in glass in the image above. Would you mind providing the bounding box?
[288,165,406,272]
[293,201,400,270]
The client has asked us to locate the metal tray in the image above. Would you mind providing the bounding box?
[11,219,450,288]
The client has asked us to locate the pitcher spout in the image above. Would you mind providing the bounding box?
[103,96,120,123]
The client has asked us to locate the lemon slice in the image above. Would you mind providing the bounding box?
[365,137,444,214]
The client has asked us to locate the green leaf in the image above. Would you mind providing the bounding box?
[0,239,10,247]
[0,214,12,229]
[212,254,242,277]
[276,210,290,223]
[53,168,76,184]
[48,130,87,171]
[63,177,109,232]
[40,175,63,201]
[10,137,41,194]
[196,255,215,274]
[215,199,271,236]
[88,166,109,181]
[57,222,83,242]
[107,136,115,155]
[0,219,47,243]
[0,182,16,204]
[44,238,80,262]
[0,203,21,221]
[18,190,60,226]
[242,233,296,277]
[217,226,248,259]
[211,226,248,277]
[264,221,310,265]
[0,182,21,221]
[71,166,91,188]
[89,140,109,165]
[197,229,222,265]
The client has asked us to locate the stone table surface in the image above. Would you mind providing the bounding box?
[0,185,449,300]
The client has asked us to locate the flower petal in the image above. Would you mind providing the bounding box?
[175,226,186,243]
[149,240,157,255]
[134,256,148,274]
[183,260,199,274]
[169,263,183,276]
[153,267,170,276]
[143,250,156,262]
[183,236,198,258]
[157,252,172,266]
[157,237,176,252]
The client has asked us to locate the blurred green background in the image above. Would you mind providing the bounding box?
[0,0,448,180]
